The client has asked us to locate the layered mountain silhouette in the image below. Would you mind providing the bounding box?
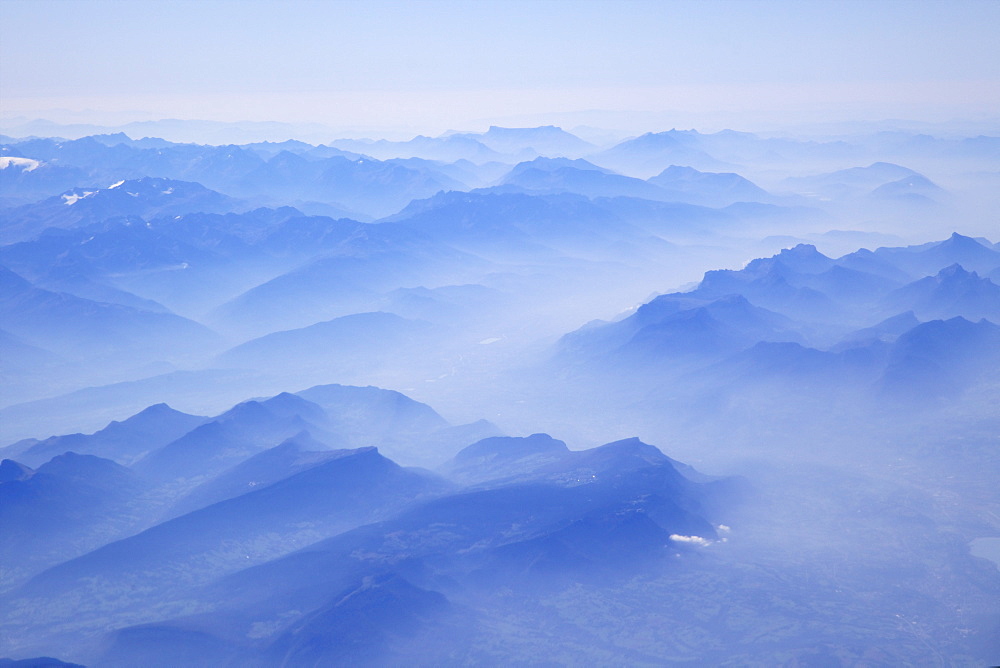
[0,382,497,595]
[879,316,1000,397]
[882,263,1000,322]
[647,165,773,206]
[560,293,805,370]
[462,125,596,157]
[0,135,466,220]
[1,177,242,244]
[215,311,437,378]
[1,402,205,468]
[554,234,1000,409]
[131,392,335,483]
[782,162,922,200]
[590,131,732,176]
[20,445,449,601]
[0,265,222,365]
[6,428,732,666]
[496,157,670,201]
[3,126,999,666]
[495,159,774,207]
[0,377,736,666]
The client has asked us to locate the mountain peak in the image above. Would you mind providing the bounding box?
[486,125,566,136]
[35,451,132,482]
[509,156,609,175]
[942,232,988,249]
[0,458,35,483]
[765,243,835,274]
[780,243,827,261]
[453,433,569,463]
[936,263,976,280]
[123,402,185,421]
[591,437,668,463]
[657,165,700,177]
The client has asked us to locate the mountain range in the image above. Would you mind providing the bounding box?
[2,124,998,665]
[0,386,736,666]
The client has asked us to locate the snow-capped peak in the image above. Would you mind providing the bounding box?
[0,156,41,172]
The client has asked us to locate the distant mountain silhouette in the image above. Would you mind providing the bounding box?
[164,431,342,518]
[388,190,649,259]
[1,177,241,244]
[869,173,945,203]
[647,165,772,206]
[497,158,667,200]
[295,383,480,466]
[231,152,464,218]
[1,402,205,468]
[834,311,921,348]
[782,162,921,199]
[0,134,467,220]
[440,433,571,485]
[558,291,808,377]
[0,265,222,365]
[295,383,449,439]
[879,316,1000,397]
[591,131,731,177]
[331,133,505,163]
[468,125,595,157]
[132,393,333,483]
[208,220,487,337]
[215,311,436,377]
[874,233,1000,277]
[553,235,1000,413]
[882,264,1000,322]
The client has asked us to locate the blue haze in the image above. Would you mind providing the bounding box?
[1,1,999,664]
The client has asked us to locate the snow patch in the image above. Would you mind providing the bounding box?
[0,157,41,172]
[670,534,713,546]
[108,180,125,189]
[62,190,97,206]
[161,187,174,195]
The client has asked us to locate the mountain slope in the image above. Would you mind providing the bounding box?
[1,402,205,468]
[0,265,222,363]
[1,177,242,244]
[0,452,148,586]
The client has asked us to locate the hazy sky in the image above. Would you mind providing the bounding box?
[2,0,998,134]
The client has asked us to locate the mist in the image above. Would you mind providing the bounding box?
[1,114,998,666]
